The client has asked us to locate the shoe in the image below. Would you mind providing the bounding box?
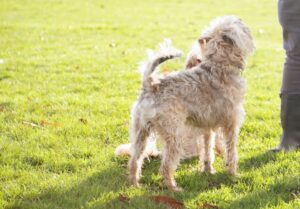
[270,147,282,153]
[277,93,300,152]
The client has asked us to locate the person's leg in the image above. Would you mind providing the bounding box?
[279,94,300,151]
[275,0,300,151]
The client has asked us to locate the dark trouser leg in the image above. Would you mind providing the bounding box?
[279,94,300,151]
[275,0,300,151]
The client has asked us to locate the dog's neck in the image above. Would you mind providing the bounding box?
[199,60,246,96]
[202,49,246,70]
[200,60,243,76]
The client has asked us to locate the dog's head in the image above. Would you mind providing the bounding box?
[199,16,255,69]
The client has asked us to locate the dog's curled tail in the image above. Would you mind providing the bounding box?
[138,39,182,87]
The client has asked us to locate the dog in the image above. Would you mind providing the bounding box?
[115,41,226,159]
[128,16,255,191]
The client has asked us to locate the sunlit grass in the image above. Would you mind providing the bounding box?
[0,0,299,208]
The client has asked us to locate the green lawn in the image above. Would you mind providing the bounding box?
[0,0,299,208]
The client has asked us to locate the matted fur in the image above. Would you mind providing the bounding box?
[128,15,255,191]
[115,41,226,159]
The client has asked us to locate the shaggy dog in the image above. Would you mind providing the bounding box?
[115,41,226,159]
[128,16,254,191]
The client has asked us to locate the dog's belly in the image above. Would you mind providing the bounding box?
[185,109,226,129]
[181,136,201,158]
[184,92,243,128]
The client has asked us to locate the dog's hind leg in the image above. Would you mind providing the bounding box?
[128,119,150,187]
[201,130,216,174]
[159,135,182,191]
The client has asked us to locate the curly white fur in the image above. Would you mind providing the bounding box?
[128,16,254,191]
[138,39,182,87]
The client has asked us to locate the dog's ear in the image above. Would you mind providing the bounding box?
[198,37,210,56]
[198,38,209,46]
[222,34,234,45]
[185,55,201,69]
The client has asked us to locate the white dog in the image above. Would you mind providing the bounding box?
[115,41,226,160]
[126,16,254,191]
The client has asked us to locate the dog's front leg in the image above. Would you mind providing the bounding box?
[202,130,216,174]
[224,126,239,175]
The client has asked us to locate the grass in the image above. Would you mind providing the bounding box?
[0,0,299,208]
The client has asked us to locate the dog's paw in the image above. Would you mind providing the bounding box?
[228,168,237,176]
[129,176,141,188]
[201,162,216,174]
[169,186,184,192]
[129,181,141,188]
[208,167,216,175]
[226,163,237,176]
[201,168,216,175]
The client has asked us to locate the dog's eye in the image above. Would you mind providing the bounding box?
[222,35,234,45]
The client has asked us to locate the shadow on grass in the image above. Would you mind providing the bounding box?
[239,150,279,171]
[8,156,211,209]
[130,156,237,193]
[229,176,300,209]
[7,153,298,209]
[100,157,235,209]
[178,159,238,192]
[7,163,127,209]
[102,194,167,209]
